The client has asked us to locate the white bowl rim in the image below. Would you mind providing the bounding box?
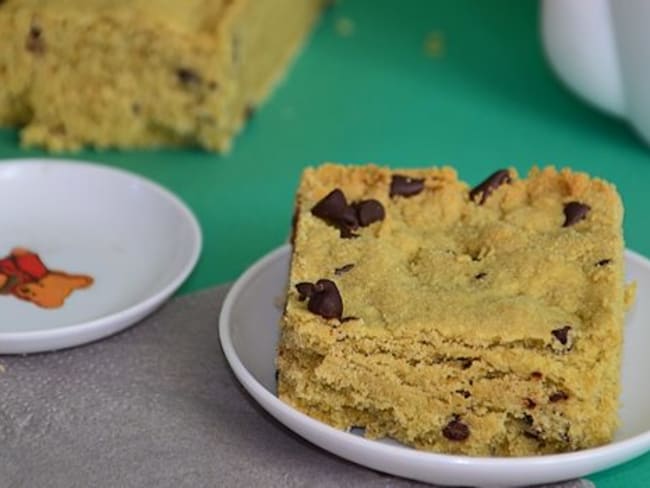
[0,158,202,344]
[219,243,650,477]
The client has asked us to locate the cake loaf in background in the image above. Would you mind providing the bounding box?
[0,0,325,152]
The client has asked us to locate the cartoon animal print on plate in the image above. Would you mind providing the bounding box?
[0,248,93,309]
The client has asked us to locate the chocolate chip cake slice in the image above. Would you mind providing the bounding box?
[0,0,325,151]
[277,163,627,456]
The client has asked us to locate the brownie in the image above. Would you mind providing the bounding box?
[277,163,629,456]
[0,0,325,151]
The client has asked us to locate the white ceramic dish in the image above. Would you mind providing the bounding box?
[0,159,201,354]
[220,244,650,487]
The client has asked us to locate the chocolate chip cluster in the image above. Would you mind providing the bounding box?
[311,189,385,238]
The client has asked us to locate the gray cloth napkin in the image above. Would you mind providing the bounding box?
[0,285,594,488]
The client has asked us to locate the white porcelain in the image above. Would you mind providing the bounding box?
[0,159,201,354]
[542,0,650,145]
[220,244,650,487]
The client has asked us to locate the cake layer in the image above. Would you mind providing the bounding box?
[0,0,324,151]
[278,163,626,456]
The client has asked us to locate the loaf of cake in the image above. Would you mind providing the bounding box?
[0,0,325,151]
[278,163,627,456]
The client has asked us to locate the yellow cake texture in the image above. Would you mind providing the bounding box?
[278,163,627,456]
[0,0,325,151]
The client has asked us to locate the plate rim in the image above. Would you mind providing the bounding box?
[0,158,202,352]
[219,243,650,486]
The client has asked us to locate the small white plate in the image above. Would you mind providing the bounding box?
[220,244,650,487]
[0,159,201,354]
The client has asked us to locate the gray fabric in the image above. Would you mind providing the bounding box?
[0,285,593,488]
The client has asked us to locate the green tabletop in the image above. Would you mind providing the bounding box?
[1,1,648,485]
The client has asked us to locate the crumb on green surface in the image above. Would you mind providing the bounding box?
[424,30,445,58]
[335,17,356,37]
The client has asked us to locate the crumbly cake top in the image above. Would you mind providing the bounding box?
[0,0,232,34]
[287,164,624,349]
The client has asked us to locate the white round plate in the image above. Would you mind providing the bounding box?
[220,244,650,487]
[0,159,201,354]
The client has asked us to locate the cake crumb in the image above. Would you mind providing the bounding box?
[335,17,355,37]
[424,31,445,58]
[624,281,637,310]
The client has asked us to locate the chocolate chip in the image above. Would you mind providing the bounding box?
[551,326,571,345]
[295,282,315,301]
[311,189,361,238]
[523,429,541,440]
[339,227,359,239]
[335,264,355,275]
[563,201,590,227]
[340,206,360,228]
[442,419,470,441]
[456,389,471,398]
[25,25,45,54]
[521,414,542,439]
[596,259,612,267]
[485,370,505,379]
[390,175,424,198]
[469,169,511,204]
[244,104,256,121]
[275,370,279,381]
[531,371,543,380]
[312,190,385,237]
[312,189,354,224]
[176,68,202,86]
[460,358,474,369]
[524,398,537,409]
[307,279,343,320]
[341,316,358,323]
[549,391,569,402]
[29,25,42,38]
[474,272,487,280]
[353,199,385,226]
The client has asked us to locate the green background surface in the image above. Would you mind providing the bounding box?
[1,1,649,485]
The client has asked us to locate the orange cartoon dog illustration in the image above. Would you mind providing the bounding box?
[0,248,93,308]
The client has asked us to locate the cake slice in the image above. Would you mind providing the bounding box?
[0,0,325,151]
[278,163,627,456]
